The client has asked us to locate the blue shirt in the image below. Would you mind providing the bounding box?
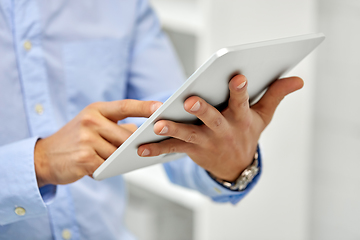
[0,0,261,239]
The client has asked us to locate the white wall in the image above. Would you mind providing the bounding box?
[310,0,360,239]
[195,1,318,239]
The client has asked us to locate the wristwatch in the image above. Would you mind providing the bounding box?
[208,151,260,191]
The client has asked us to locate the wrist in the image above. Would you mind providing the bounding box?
[210,147,258,182]
[34,139,51,188]
[207,148,260,191]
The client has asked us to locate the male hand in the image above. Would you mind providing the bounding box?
[137,75,303,182]
[35,100,162,187]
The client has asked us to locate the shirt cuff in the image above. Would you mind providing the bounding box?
[0,137,50,225]
[196,152,262,205]
[39,184,57,204]
[163,147,262,205]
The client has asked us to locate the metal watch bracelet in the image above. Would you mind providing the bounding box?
[208,151,260,191]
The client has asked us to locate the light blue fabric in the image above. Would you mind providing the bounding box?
[0,0,261,239]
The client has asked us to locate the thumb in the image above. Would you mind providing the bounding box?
[251,76,304,126]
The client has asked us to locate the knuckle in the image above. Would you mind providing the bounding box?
[244,95,250,104]
[79,113,96,127]
[169,145,177,153]
[186,131,197,143]
[118,100,129,113]
[75,171,85,179]
[79,131,93,144]
[242,100,249,108]
[240,94,250,107]
[232,95,249,109]
[76,148,96,164]
[213,117,223,128]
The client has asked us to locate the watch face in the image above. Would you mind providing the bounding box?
[233,159,260,191]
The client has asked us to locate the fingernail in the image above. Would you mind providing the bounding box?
[141,149,150,156]
[151,102,162,113]
[190,101,201,112]
[159,126,168,135]
[237,81,247,90]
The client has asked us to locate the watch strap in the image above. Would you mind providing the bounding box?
[208,150,260,191]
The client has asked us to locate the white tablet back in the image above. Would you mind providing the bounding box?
[93,33,325,180]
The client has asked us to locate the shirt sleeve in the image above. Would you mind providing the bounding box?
[126,0,186,101]
[163,148,262,205]
[0,137,55,225]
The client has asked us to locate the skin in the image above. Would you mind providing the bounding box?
[137,75,304,182]
[34,100,162,187]
[35,74,303,187]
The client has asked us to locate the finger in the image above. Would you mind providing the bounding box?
[97,120,135,147]
[227,75,250,121]
[93,100,162,122]
[86,154,105,176]
[137,138,190,157]
[183,97,230,134]
[153,120,206,145]
[121,123,138,133]
[252,76,304,125]
[92,136,118,160]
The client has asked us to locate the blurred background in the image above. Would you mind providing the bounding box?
[124,0,360,239]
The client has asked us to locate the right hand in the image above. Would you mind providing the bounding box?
[34,100,162,187]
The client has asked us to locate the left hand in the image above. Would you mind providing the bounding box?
[137,74,303,182]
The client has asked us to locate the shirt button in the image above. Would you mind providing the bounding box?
[62,229,72,240]
[23,40,32,51]
[14,207,26,216]
[35,104,44,115]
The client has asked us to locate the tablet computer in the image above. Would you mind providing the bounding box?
[93,33,325,180]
